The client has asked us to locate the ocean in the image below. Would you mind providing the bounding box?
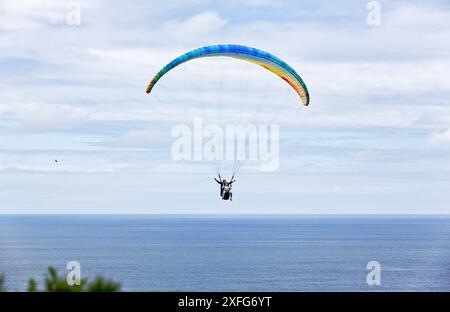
[0,215,449,291]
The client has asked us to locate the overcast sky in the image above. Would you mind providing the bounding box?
[1,0,450,214]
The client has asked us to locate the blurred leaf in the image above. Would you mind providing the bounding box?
[27,278,38,292]
[0,274,5,292]
[0,267,121,292]
[87,276,121,292]
[44,266,85,292]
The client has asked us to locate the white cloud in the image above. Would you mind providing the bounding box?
[0,0,63,30]
[0,164,137,174]
[160,11,227,42]
[2,1,450,213]
[428,129,450,145]
[388,6,450,29]
[115,130,169,147]
[7,102,89,132]
[0,0,102,31]
[228,0,285,7]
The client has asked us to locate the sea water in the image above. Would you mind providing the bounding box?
[0,215,448,291]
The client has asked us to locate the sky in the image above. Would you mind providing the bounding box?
[0,0,450,214]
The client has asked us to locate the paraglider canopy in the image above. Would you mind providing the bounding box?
[145,44,310,181]
[146,44,310,106]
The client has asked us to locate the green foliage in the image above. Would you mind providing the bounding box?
[0,274,6,292]
[44,266,86,292]
[27,278,38,292]
[43,266,120,292]
[0,267,121,292]
[87,276,121,292]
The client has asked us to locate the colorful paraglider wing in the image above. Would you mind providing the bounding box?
[146,45,310,106]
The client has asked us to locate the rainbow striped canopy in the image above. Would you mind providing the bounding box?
[146,44,310,106]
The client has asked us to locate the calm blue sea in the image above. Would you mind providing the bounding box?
[0,215,449,291]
